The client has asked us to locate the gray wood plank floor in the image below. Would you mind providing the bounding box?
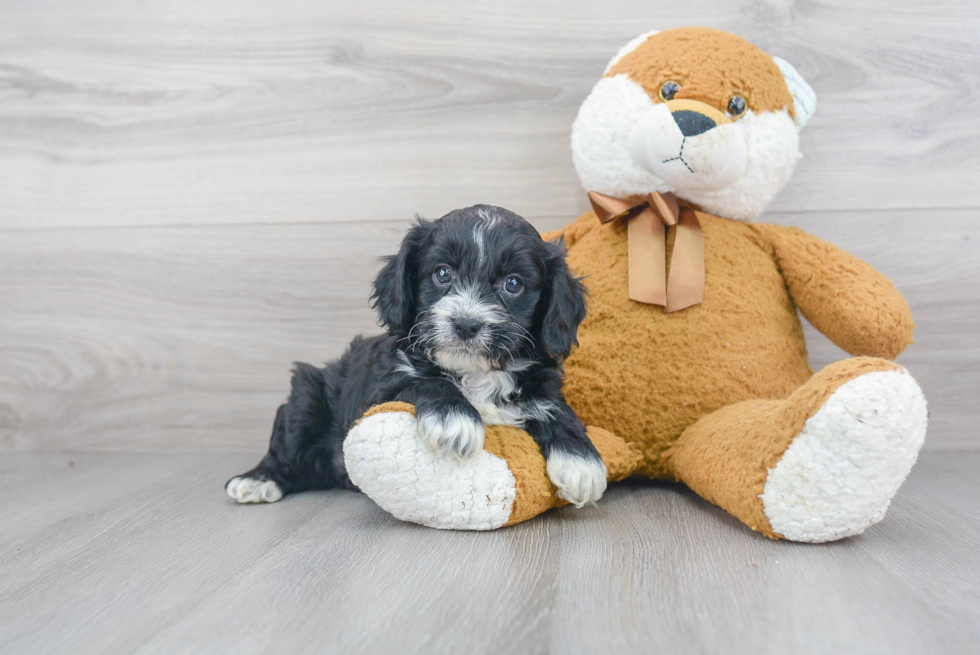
[1,451,978,654]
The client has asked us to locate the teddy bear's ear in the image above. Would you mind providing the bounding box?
[602,30,660,74]
[772,56,817,129]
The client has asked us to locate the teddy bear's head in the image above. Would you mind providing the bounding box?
[572,27,816,220]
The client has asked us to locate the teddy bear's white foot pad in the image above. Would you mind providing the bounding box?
[226,477,283,504]
[344,411,517,530]
[762,369,927,543]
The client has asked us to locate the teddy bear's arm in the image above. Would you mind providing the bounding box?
[761,224,914,359]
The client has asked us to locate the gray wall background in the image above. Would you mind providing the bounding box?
[1,0,977,452]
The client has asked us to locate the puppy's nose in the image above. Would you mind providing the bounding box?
[672,110,717,137]
[453,317,482,341]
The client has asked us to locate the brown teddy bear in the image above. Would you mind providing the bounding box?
[343,27,928,543]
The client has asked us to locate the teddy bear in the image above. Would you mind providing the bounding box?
[342,27,928,543]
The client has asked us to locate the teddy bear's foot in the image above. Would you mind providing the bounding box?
[667,358,928,542]
[344,402,643,530]
[344,404,518,530]
[761,367,928,543]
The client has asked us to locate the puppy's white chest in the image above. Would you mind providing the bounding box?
[455,370,524,427]
[470,399,524,427]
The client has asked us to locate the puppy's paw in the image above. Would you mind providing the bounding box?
[546,452,607,508]
[417,408,485,460]
[226,476,283,504]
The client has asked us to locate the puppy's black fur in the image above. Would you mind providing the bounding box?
[227,205,604,503]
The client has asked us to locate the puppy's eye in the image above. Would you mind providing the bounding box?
[502,276,523,296]
[727,95,747,118]
[433,265,453,286]
[659,80,680,102]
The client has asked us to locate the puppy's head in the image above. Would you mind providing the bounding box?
[372,205,586,372]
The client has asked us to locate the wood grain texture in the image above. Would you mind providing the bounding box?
[1,0,977,452]
[0,0,978,229]
[1,211,976,452]
[0,451,978,653]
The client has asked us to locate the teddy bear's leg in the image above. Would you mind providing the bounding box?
[664,357,928,542]
[344,402,641,530]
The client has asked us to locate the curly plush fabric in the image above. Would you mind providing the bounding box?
[346,403,517,530]
[761,368,928,542]
[762,224,915,358]
[345,403,644,530]
[543,210,917,473]
[606,27,796,120]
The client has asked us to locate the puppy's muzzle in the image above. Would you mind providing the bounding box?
[628,98,747,192]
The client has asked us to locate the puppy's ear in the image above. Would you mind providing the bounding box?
[540,238,588,360]
[372,217,433,336]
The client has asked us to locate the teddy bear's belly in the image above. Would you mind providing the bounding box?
[560,213,813,478]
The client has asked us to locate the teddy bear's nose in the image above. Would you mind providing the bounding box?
[672,110,717,137]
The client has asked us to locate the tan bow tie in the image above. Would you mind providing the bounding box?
[588,190,705,312]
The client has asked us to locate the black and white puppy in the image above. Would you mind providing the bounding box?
[226,205,607,507]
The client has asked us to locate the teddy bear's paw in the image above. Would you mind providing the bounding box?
[546,451,608,508]
[343,409,516,530]
[762,368,928,543]
[416,408,485,461]
[226,477,283,504]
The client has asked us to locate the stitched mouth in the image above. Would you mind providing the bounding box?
[661,137,695,174]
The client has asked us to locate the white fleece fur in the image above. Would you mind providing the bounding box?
[344,411,516,530]
[762,369,928,543]
[680,109,800,220]
[572,74,801,220]
[628,102,748,191]
[572,75,671,200]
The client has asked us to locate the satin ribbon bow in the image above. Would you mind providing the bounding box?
[588,190,705,312]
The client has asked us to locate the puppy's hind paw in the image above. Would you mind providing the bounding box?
[417,409,485,460]
[546,452,607,508]
[226,476,283,504]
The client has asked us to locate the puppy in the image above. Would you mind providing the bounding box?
[226,205,607,508]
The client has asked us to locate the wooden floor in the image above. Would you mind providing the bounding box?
[2,451,978,654]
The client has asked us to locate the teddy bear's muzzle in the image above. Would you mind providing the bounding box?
[628,99,747,192]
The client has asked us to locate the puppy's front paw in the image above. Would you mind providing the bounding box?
[546,452,607,508]
[417,408,485,460]
[226,476,283,504]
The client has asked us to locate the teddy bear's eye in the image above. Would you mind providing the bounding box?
[659,81,680,102]
[727,95,747,118]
